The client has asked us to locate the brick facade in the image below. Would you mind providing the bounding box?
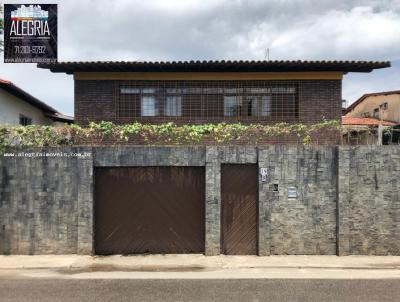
[74,79,342,126]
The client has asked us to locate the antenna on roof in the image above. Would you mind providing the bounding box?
[265,48,270,61]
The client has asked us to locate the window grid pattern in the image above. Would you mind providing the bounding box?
[118,80,299,123]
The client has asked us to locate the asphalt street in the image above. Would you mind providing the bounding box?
[1,279,399,302]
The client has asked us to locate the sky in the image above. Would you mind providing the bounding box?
[0,0,399,116]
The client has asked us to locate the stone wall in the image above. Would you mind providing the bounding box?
[0,148,93,254]
[94,146,205,167]
[0,146,399,255]
[259,146,338,255]
[340,146,400,255]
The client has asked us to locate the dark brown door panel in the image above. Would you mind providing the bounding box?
[221,164,258,255]
[95,167,205,254]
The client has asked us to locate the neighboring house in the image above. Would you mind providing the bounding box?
[38,60,389,129]
[0,78,73,126]
[344,90,400,123]
[342,116,398,145]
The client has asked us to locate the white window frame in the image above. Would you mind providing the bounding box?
[224,96,238,117]
[258,95,271,117]
[165,96,182,117]
[141,96,157,117]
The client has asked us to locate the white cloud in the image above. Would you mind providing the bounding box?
[240,5,400,60]
[0,0,399,115]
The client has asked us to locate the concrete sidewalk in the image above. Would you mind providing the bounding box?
[1,255,400,270]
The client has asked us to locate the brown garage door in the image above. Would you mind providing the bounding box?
[221,164,258,255]
[95,167,205,255]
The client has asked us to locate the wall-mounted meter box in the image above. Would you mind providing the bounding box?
[288,187,297,198]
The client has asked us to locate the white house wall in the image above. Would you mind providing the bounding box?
[0,89,54,125]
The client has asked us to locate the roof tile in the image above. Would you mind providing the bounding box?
[342,116,397,126]
[37,60,391,74]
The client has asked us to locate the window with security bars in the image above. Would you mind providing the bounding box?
[165,96,182,116]
[118,80,298,122]
[141,96,158,116]
[223,96,237,117]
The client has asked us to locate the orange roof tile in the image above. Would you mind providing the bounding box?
[342,116,397,126]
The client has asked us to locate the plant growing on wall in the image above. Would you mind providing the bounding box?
[0,120,341,152]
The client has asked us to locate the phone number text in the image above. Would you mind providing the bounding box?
[14,46,47,54]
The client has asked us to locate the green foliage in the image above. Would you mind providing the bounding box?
[0,120,341,152]
[89,121,114,136]
[0,125,70,153]
[119,122,142,140]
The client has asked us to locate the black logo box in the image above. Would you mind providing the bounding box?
[4,4,57,63]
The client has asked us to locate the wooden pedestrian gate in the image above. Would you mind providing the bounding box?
[94,167,205,255]
[221,164,258,255]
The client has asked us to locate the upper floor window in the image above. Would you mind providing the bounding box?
[121,87,156,94]
[165,96,182,116]
[120,87,140,94]
[19,114,32,126]
[246,96,271,117]
[141,96,158,117]
[118,82,297,121]
[258,96,271,117]
[224,96,239,117]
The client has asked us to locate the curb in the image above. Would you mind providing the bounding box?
[1,265,400,271]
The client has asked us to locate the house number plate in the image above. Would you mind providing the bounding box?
[260,168,268,181]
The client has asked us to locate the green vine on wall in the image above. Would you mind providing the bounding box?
[0,120,341,152]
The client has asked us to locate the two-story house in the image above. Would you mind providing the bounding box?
[38,60,390,132]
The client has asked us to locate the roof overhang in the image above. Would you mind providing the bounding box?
[45,112,74,124]
[0,79,57,113]
[37,60,391,75]
[73,71,343,81]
